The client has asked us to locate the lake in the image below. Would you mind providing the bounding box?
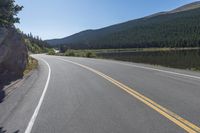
[97,49,200,71]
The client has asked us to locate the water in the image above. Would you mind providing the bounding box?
[97,49,200,70]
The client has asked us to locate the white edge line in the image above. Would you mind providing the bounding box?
[86,57,200,80]
[24,58,51,133]
[57,56,200,80]
[120,63,200,80]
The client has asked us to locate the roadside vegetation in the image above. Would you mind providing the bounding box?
[50,47,200,59]
[22,33,52,54]
[48,49,56,55]
[24,38,48,54]
[52,49,96,58]
[60,47,200,54]
[23,57,38,75]
[64,50,96,58]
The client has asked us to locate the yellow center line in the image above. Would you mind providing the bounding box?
[58,58,200,133]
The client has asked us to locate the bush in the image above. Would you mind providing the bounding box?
[64,50,96,58]
[24,57,38,75]
[64,50,75,56]
[86,52,96,58]
[68,51,75,56]
[48,49,55,55]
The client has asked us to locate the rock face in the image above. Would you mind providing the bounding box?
[0,27,28,83]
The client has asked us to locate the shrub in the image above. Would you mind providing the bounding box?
[86,52,96,58]
[48,49,55,55]
[68,51,75,56]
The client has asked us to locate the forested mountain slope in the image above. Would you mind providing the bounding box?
[47,1,200,49]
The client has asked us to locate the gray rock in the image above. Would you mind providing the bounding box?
[0,27,8,44]
[0,27,28,81]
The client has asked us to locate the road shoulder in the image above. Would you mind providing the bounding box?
[0,58,49,133]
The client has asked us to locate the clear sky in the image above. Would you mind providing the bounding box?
[15,0,197,40]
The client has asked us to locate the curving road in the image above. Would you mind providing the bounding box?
[0,54,200,133]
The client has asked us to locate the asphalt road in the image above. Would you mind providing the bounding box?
[0,54,200,133]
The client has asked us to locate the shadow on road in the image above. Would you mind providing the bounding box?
[0,127,6,133]
[0,74,22,103]
[0,89,5,103]
[0,127,19,133]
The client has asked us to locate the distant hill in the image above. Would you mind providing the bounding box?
[147,1,200,17]
[170,1,200,13]
[46,1,200,49]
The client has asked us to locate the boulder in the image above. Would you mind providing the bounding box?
[0,27,28,84]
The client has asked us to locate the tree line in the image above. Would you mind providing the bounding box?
[23,32,50,49]
[56,7,200,50]
[22,32,52,53]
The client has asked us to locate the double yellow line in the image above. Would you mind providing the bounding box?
[59,58,200,133]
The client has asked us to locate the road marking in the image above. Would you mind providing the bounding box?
[106,60,200,80]
[58,57,200,80]
[58,58,200,133]
[25,58,51,133]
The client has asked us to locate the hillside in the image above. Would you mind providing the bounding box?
[147,1,200,18]
[46,1,200,49]
[23,33,51,54]
[170,1,200,13]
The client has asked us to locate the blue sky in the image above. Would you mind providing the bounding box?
[15,0,197,40]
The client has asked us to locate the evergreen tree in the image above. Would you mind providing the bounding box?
[0,0,23,27]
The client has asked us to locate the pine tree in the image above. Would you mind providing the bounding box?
[0,0,23,27]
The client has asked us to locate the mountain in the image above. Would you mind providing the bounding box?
[46,1,200,49]
[147,1,200,17]
[170,1,200,13]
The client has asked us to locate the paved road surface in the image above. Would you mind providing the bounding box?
[0,54,200,133]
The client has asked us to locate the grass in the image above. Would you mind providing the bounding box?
[60,47,200,54]
[55,47,200,58]
[23,56,38,75]
[58,50,96,58]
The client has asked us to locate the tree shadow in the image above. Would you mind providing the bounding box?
[0,89,5,103]
[0,127,6,133]
[0,73,23,103]
[0,127,19,133]
[13,130,19,133]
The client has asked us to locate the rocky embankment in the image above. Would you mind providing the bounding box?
[0,27,28,102]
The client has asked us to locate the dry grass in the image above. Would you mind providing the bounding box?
[23,56,38,75]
